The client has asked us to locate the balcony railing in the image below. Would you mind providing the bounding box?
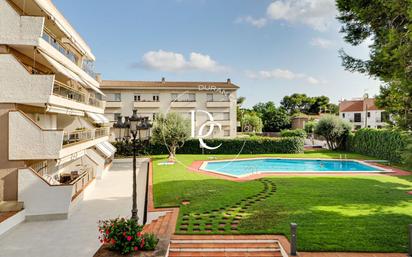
[42,29,79,64]
[63,127,109,146]
[53,81,104,108]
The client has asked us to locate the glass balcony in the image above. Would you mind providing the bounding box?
[53,81,104,108]
[42,30,79,64]
[62,127,110,146]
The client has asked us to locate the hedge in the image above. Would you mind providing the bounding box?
[280,129,307,138]
[113,137,304,156]
[346,128,408,163]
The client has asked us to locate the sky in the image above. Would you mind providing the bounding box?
[53,0,381,108]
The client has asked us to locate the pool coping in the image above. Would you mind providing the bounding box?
[193,157,397,179]
[199,157,392,178]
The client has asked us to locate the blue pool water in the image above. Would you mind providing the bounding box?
[203,158,383,177]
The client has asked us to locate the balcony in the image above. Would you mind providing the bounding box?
[9,111,109,160]
[134,100,161,108]
[206,101,231,108]
[170,101,197,108]
[106,101,123,108]
[18,166,96,218]
[0,1,44,46]
[50,81,105,112]
[63,128,110,146]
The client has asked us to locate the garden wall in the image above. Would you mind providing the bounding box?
[346,128,408,163]
[114,137,304,156]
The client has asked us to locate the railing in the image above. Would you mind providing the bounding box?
[71,167,95,200]
[53,81,86,103]
[135,99,160,102]
[53,81,104,108]
[62,127,109,146]
[30,161,48,177]
[88,97,105,108]
[42,29,79,64]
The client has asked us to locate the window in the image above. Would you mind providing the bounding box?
[381,111,389,122]
[107,93,121,102]
[342,113,345,118]
[355,125,361,130]
[114,113,121,122]
[367,112,370,118]
[153,94,159,102]
[354,113,361,122]
[134,94,141,102]
[207,93,213,102]
[171,93,195,102]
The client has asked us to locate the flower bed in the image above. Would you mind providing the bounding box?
[98,218,158,255]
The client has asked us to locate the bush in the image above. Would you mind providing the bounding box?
[347,128,408,163]
[98,218,158,254]
[280,129,307,138]
[114,137,304,156]
[304,121,317,134]
[315,115,351,150]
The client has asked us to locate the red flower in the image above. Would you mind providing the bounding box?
[123,232,127,237]
[134,246,138,251]
[100,239,103,243]
[127,236,132,241]
[136,232,142,237]
[105,230,110,235]
[111,239,116,244]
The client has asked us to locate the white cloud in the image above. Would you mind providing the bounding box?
[310,37,333,48]
[235,16,268,28]
[140,50,226,72]
[246,68,322,85]
[266,0,337,31]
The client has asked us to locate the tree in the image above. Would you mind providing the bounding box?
[314,115,352,150]
[304,120,317,134]
[241,112,263,132]
[280,94,337,115]
[280,93,311,114]
[151,112,190,160]
[336,0,412,130]
[252,102,290,132]
[236,96,246,124]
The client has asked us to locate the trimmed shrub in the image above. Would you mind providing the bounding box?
[113,137,304,156]
[280,129,307,138]
[315,115,351,150]
[346,128,408,163]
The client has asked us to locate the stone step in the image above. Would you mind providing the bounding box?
[0,201,23,212]
[168,237,285,257]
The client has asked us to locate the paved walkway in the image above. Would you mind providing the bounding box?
[0,159,154,257]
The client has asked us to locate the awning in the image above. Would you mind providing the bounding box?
[39,51,104,96]
[46,105,84,116]
[87,112,110,124]
[40,51,84,85]
[95,141,116,158]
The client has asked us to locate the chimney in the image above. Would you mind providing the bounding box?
[161,77,165,83]
[226,78,231,84]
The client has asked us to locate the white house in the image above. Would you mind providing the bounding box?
[339,98,389,129]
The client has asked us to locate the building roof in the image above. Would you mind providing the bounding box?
[101,79,239,90]
[339,98,382,112]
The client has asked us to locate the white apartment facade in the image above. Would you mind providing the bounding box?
[101,79,238,138]
[0,0,116,224]
[339,98,389,129]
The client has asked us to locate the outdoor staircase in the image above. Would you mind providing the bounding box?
[167,235,287,257]
[142,210,177,238]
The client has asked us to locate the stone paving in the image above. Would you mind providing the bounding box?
[0,159,154,257]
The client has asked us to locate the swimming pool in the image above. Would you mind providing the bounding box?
[201,158,386,177]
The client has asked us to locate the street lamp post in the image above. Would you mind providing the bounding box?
[113,110,151,222]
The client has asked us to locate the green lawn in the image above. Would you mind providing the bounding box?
[151,151,412,252]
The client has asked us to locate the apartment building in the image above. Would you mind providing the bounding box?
[0,0,116,225]
[339,98,389,129]
[101,78,238,138]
